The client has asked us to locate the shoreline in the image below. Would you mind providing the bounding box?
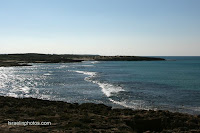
[0,96,200,132]
[0,62,32,67]
[0,53,165,67]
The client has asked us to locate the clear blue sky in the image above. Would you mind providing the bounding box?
[0,0,200,56]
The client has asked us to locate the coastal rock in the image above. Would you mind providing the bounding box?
[0,96,199,133]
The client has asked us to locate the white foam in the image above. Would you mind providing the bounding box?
[43,73,52,76]
[7,93,18,98]
[73,70,124,97]
[109,98,132,108]
[75,70,97,77]
[97,82,125,97]
[81,65,94,67]
[191,107,200,111]
[73,70,145,108]
[109,98,149,110]
[10,86,31,94]
[57,65,68,69]
[20,87,31,93]
[178,105,200,112]
[40,94,51,100]
[91,61,100,64]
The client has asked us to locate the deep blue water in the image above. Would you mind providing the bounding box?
[0,56,200,114]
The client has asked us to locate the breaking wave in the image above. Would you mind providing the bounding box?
[73,70,130,107]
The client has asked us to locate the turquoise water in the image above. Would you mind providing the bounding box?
[0,56,200,114]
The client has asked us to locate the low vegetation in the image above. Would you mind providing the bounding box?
[0,96,199,132]
[0,53,165,67]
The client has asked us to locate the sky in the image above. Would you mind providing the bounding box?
[0,0,200,56]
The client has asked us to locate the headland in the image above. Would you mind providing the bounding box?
[0,53,165,67]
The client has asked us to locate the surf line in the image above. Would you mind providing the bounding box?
[73,70,126,105]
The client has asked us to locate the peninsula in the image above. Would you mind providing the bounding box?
[0,53,165,67]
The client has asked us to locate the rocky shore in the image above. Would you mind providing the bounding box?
[0,96,199,133]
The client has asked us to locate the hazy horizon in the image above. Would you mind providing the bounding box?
[0,0,200,56]
[0,52,200,57]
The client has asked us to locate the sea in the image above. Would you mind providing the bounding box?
[0,56,200,115]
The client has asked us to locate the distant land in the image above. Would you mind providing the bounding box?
[0,53,165,67]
